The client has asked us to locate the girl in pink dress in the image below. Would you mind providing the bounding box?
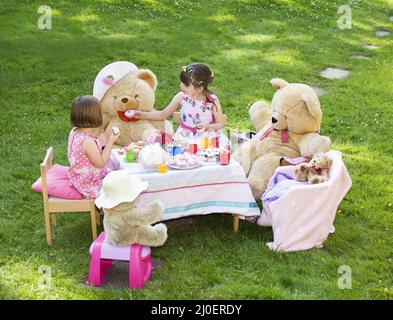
[134,63,229,148]
[67,96,120,199]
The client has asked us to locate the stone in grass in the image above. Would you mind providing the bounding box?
[310,86,326,96]
[376,30,390,37]
[320,68,350,80]
[390,16,393,22]
[364,44,379,50]
[351,55,371,60]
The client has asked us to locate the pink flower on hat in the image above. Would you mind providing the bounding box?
[102,74,114,86]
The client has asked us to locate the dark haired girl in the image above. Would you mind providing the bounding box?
[134,63,229,147]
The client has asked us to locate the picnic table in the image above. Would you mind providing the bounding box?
[110,149,260,232]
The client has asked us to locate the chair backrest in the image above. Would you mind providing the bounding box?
[172,112,227,125]
[40,147,54,202]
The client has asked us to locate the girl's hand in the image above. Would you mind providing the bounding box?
[98,131,109,146]
[133,110,145,119]
[108,132,120,145]
[196,123,210,131]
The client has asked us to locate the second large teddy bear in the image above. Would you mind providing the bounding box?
[93,61,172,146]
[95,170,167,247]
[233,78,331,199]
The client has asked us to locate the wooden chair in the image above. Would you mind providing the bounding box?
[172,113,240,232]
[40,147,99,245]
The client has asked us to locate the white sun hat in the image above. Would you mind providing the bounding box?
[95,170,149,209]
[93,61,139,101]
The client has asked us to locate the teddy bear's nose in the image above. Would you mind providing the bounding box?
[272,117,278,124]
[121,98,128,103]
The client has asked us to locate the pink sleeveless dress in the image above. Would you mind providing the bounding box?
[176,93,230,148]
[67,128,111,199]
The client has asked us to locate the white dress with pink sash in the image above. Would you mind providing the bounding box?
[175,93,230,148]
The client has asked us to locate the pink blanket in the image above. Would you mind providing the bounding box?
[258,150,352,252]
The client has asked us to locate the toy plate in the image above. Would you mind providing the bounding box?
[167,163,202,170]
[123,157,137,163]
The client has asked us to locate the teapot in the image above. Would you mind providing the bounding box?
[138,143,166,170]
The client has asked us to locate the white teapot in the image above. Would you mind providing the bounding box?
[138,143,166,170]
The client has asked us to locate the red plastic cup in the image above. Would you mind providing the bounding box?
[188,143,198,154]
[161,132,166,145]
[210,137,219,148]
[219,149,230,165]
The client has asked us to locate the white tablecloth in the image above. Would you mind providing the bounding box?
[110,150,260,221]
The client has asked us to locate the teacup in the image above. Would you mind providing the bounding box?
[219,149,230,165]
[201,137,209,149]
[171,146,182,156]
[188,144,198,154]
[126,150,136,162]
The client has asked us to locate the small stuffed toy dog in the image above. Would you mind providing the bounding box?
[95,170,167,247]
[294,153,332,184]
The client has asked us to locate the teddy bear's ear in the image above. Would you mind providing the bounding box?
[136,69,158,91]
[270,78,289,90]
[302,93,322,120]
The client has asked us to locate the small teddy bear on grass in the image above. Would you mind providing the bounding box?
[95,170,167,247]
[294,153,332,184]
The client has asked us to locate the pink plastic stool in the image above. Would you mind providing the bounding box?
[87,232,152,289]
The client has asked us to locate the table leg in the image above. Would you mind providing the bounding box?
[233,214,240,233]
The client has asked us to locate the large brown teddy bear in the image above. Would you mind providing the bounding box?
[93,61,171,146]
[233,78,331,199]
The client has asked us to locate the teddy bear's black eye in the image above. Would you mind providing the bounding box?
[134,94,138,98]
[114,96,117,99]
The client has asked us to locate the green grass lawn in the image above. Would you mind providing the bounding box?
[1,0,393,299]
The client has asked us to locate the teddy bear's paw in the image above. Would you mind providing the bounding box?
[319,136,331,153]
[233,142,255,174]
[248,100,271,118]
[298,163,308,172]
[148,200,164,214]
[249,103,273,132]
[294,169,307,181]
[309,176,323,184]
[251,188,263,200]
[320,175,329,183]
[138,223,168,247]
[310,136,331,155]
[154,223,167,234]
[152,223,168,245]
[249,177,267,199]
